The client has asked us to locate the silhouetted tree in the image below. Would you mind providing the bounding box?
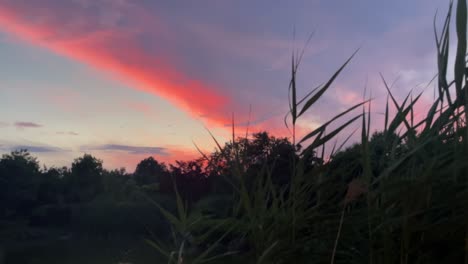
[0,149,40,219]
[134,157,168,186]
[64,154,103,203]
[169,159,210,204]
[37,166,67,205]
[208,132,299,189]
[101,167,135,201]
[328,131,403,182]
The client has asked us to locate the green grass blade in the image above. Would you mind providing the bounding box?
[333,128,359,156]
[384,94,390,132]
[203,125,224,153]
[387,91,423,134]
[192,224,237,264]
[299,100,369,144]
[367,91,372,137]
[303,114,362,154]
[410,93,414,128]
[291,53,298,126]
[256,241,278,264]
[145,238,171,259]
[297,49,359,118]
[297,83,323,106]
[173,180,187,228]
[330,139,338,157]
[424,98,441,131]
[371,139,433,186]
[455,0,467,97]
[140,192,183,231]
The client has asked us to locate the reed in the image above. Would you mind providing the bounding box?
[148,1,468,263]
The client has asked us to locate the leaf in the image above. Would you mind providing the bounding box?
[297,49,359,118]
[303,114,362,154]
[290,53,298,125]
[174,182,187,228]
[333,128,359,156]
[330,139,338,157]
[193,141,210,161]
[145,238,171,259]
[367,90,372,138]
[371,139,433,186]
[142,192,183,231]
[192,224,237,264]
[299,100,369,144]
[384,94,390,132]
[256,241,279,264]
[387,91,423,135]
[424,98,441,131]
[296,83,324,108]
[455,0,467,96]
[380,74,412,131]
[204,125,224,153]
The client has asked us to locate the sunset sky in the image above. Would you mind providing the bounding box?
[0,0,451,170]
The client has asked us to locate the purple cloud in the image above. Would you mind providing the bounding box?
[56,131,79,136]
[0,144,65,153]
[14,121,42,129]
[81,144,169,155]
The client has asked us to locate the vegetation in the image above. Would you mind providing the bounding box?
[2,1,468,263]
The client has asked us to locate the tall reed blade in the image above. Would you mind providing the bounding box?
[297,49,359,118]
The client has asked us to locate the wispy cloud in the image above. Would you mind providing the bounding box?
[56,131,79,136]
[14,121,42,129]
[0,143,65,153]
[81,144,169,155]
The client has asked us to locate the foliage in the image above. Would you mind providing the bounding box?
[0,149,41,219]
[146,1,468,263]
[169,159,210,204]
[134,157,168,186]
[64,154,104,203]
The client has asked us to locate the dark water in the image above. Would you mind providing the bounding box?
[2,236,163,264]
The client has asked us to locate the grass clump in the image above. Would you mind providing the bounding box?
[147,1,468,263]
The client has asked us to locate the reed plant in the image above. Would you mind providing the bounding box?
[148,1,468,263]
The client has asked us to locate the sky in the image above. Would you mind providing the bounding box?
[0,0,452,170]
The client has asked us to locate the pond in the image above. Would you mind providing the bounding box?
[3,236,164,264]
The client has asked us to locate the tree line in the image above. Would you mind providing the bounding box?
[0,132,310,238]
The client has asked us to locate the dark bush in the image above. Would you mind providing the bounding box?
[29,204,71,227]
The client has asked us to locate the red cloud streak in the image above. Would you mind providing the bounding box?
[0,5,232,127]
[0,3,303,142]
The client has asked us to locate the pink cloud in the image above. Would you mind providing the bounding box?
[57,131,79,136]
[334,86,361,107]
[124,101,155,117]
